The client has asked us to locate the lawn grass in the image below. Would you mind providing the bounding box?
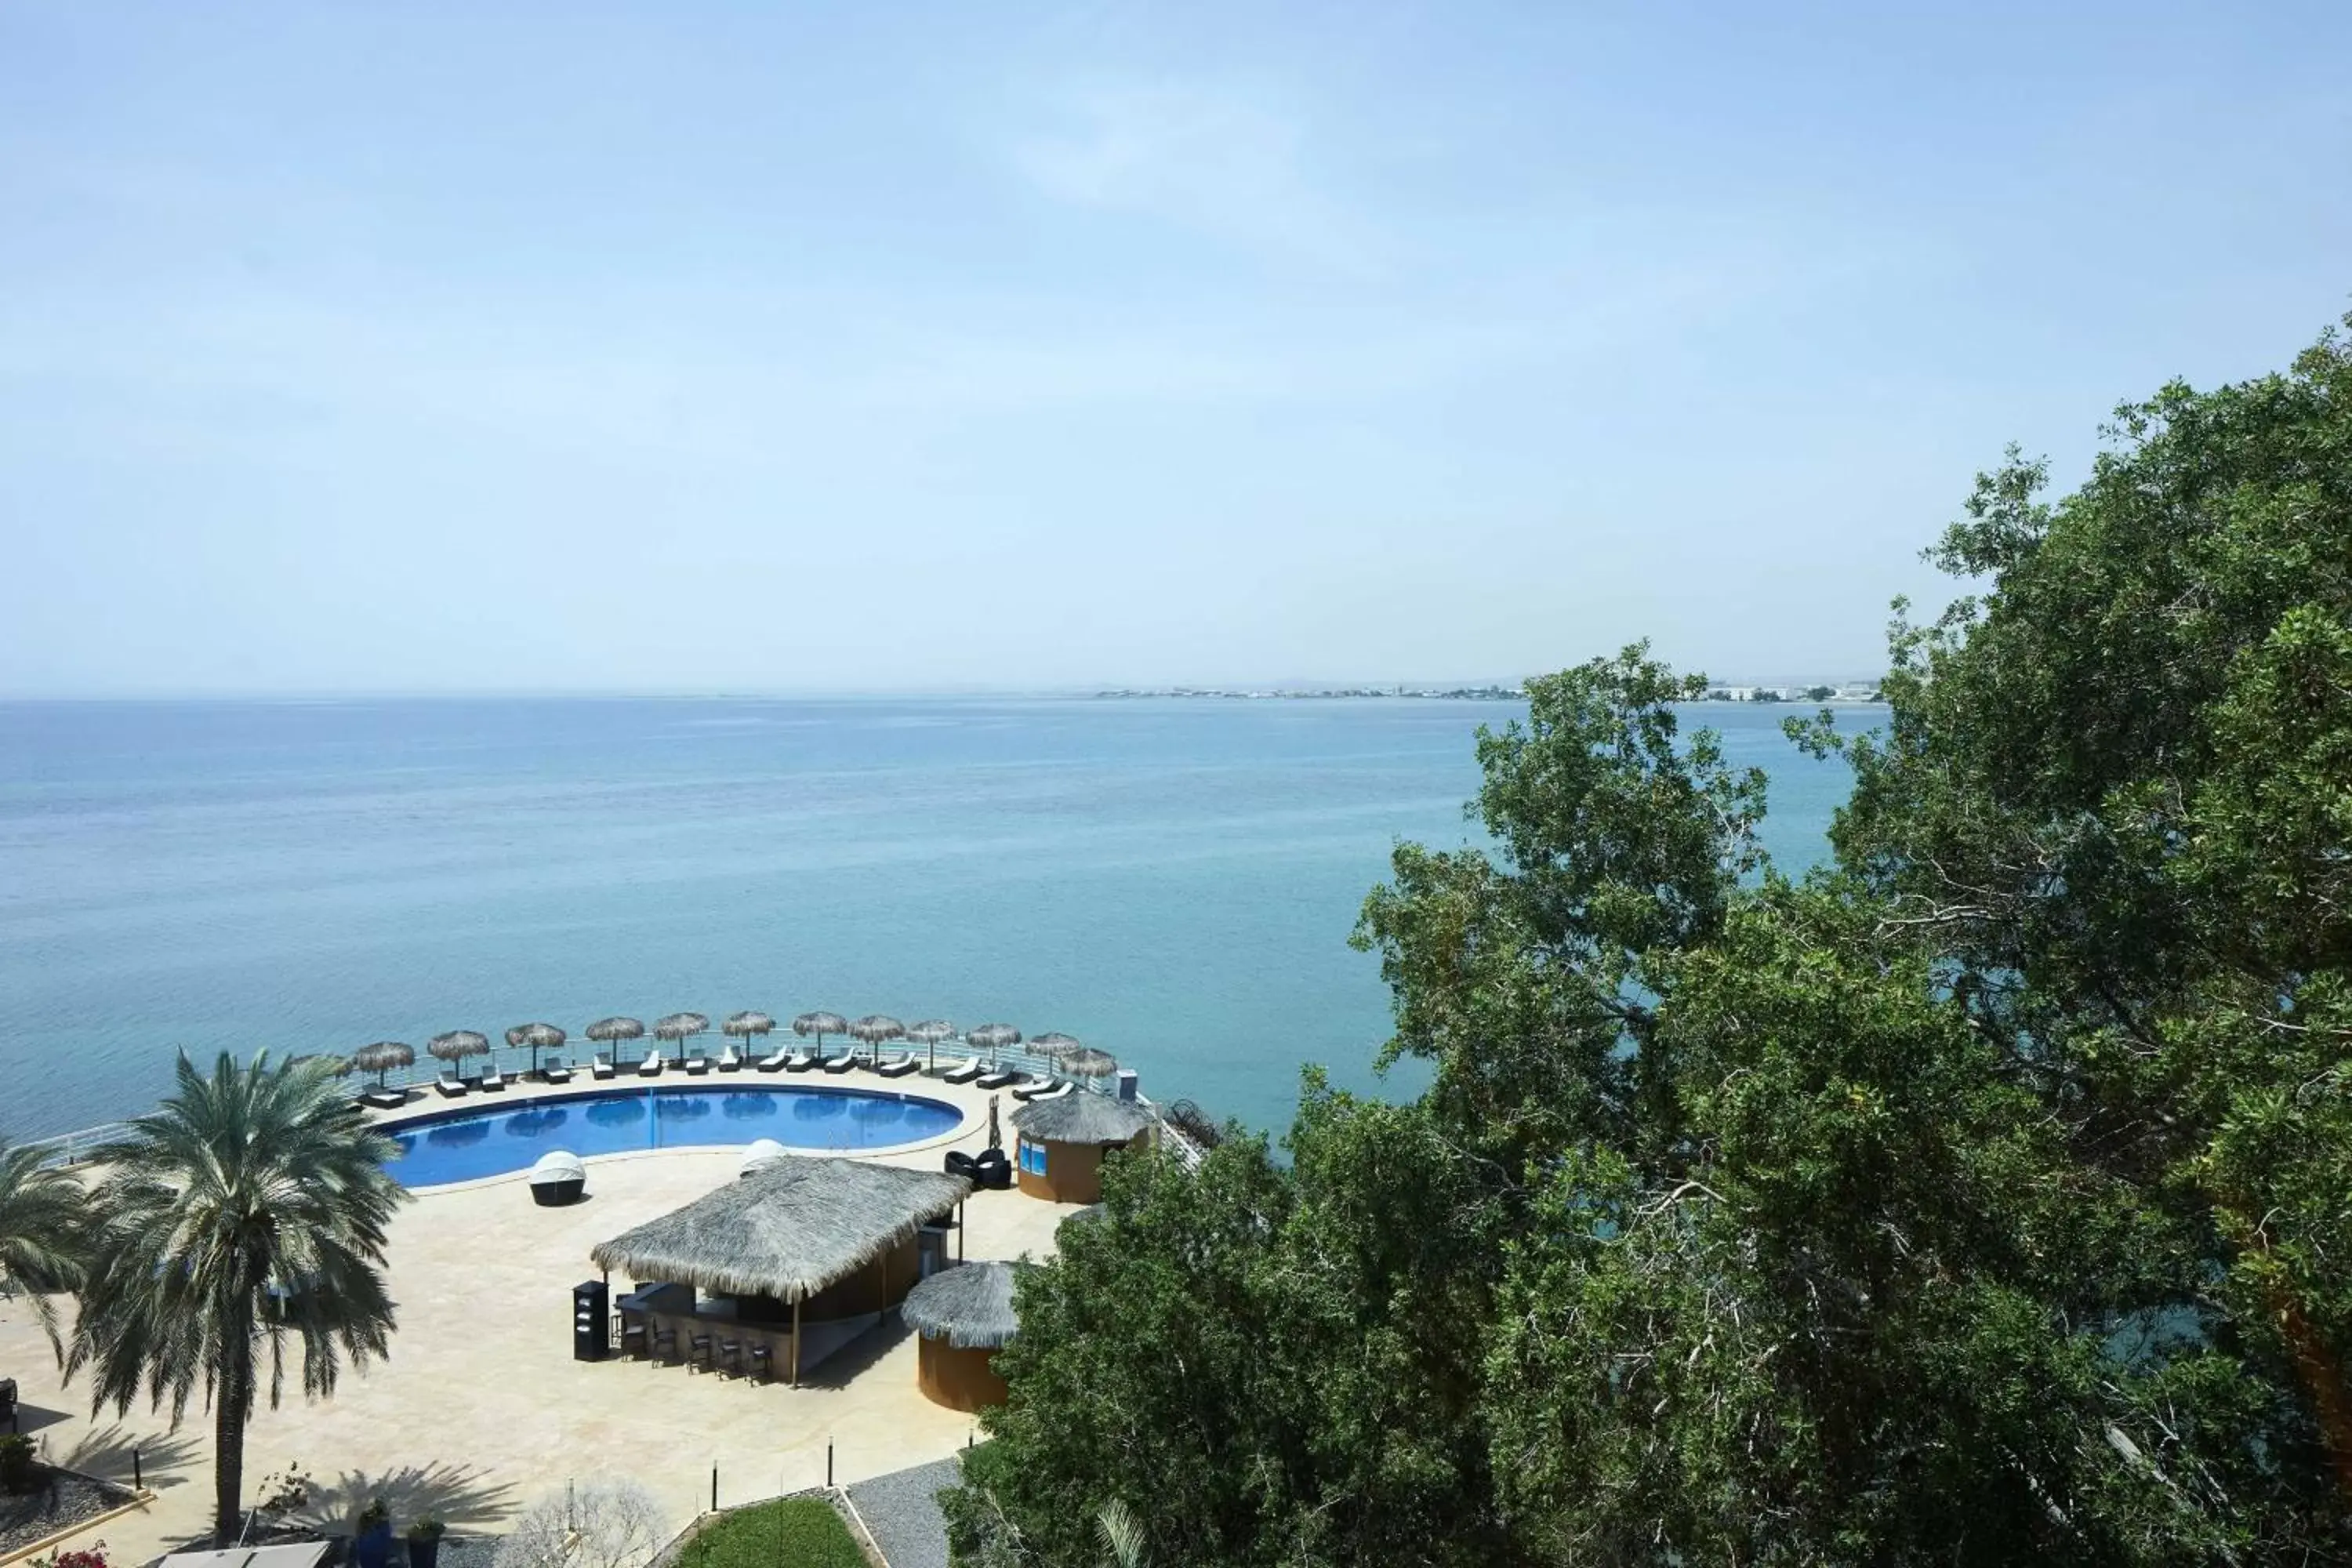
[677,1497,866,1568]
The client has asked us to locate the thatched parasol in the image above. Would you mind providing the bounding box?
[967,1022,1021,1066]
[902,1261,1023,1351]
[906,1019,955,1073]
[1029,1031,1083,1062]
[793,1011,849,1052]
[723,1011,776,1053]
[589,1156,970,1302]
[654,1011,710,1062]
[506,1022,566,1076]
[428,1030,490,1075]
[352,1041,415,1087]
[1011,1091,1152,1145]
[1062,1047,1117,1081]
[850,1014,905,1050]
[587,1015,646,1065]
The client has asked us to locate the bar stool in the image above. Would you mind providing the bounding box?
[651,1325,678,1364]
[688,1330,714,1373]
[746,1342,773,1384]
[619,1319,649,1360]
[717,1335,744,1378]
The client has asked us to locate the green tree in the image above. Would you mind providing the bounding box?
[0,1139,87,1356]
[67,1052,407,1544]
[944,316,2352,1563]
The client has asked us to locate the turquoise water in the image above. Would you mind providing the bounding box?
[0,697,1872,1142]
[386,1085,966,1187]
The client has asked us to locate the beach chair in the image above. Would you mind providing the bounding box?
[717,1044,742,1073]
[481,1063,506,1091]
[683,1051,712,1076]
[1012,1075,1063,1102]
[591,1053,616,1080]
[876,1051,919,1079]
[941,1056,982,1084]
[975,1065,1021,1091]
[783,1049,818,1073]
[756,1045,791,1073]
[637,1053,666,1078]
[822,1051,858,1076]
[435,1073,469,1098]
[543,1058,574,1083]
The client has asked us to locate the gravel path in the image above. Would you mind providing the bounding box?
[845,1457,960,1568]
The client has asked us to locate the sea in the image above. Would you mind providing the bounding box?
[0,698,1877,1143]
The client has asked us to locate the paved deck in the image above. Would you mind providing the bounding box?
[0,1071,1076,1563]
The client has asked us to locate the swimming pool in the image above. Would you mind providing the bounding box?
[384,1085,966,1187]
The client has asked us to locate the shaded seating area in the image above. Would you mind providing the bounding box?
[590,1156,972,1386]
[902,1260,1022,1412]
[1011,1091,1154,1203]
[531,1149,587,1206]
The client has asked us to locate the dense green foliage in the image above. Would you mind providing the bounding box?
[677,1498,866,1568]
[0,1139,87,1356]
[66,1051,407,1544]
[942,318,2352,1565]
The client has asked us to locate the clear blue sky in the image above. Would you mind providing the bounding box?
[2,2,2346,695]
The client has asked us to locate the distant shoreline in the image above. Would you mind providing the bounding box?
[1087,687,1887,703]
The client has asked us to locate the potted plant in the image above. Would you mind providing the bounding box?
[405,1515,445,1568]
[0,1433,37,1495]
[354,1497,394,1568]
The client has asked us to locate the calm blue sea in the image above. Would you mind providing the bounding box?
[0,698,1875,1142]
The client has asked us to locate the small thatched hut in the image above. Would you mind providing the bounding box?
[590,1156,969,1383]
[902,1261,1021,1411]
[1009,1092,1154,1204]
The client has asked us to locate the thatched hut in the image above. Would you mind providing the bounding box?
[590,1156,970,1384]
[902,1261,1021,1411]
[1009,1092,1153,1203]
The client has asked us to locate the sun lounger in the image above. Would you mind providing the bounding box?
[1029,1080,1076,1103]
[876,1052,919,1079]
[637,1053,665,1078]
[543,1059,573,1083]
[822,1051,859,1076]
[1011,1075,1064,1102]
[717,1044,742,1072]
[757,1046,791,1072]
[941,1056,982,1084]
[591,1054,615,1080]
[975,1066,1021,1091]
[683,1052,712,1076]
[357,1085,408,1110]
[783,1049,818,1073]
[436,1073,469,1098]
[481,1064,506,1091]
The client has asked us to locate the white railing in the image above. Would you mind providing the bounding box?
[21,1122,133,1167]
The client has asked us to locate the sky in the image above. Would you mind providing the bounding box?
[2,2,2347,696]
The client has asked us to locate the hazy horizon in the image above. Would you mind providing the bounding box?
[5,2,2347,698]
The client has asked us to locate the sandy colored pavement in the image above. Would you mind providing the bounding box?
[0,1072,1076,1562]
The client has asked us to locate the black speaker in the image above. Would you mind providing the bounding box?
[573,1279,609,1362]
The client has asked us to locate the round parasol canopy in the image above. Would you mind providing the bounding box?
[586,1016,645,1064]
[428,1031,490,1073]
[654,1011,710,1062]
[723,1011,776,1045]
[850,1015,905,1063]
[793,1011,849,1048]
[506,1022,566,1076]
[907,1019,955,1073]
[1029,1031,1083,1062]
[353,1041,415,1087]
[967,1022,1022,1065]
[1062,1047,1117,1080]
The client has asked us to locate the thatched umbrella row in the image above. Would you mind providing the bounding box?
[347,1015,1100,1080]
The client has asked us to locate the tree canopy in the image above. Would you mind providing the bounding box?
[946,317,2352,1566]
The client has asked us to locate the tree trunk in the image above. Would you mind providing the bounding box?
[213,1346,250,1545]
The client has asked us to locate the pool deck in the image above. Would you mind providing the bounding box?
[0,1066,1079,1563]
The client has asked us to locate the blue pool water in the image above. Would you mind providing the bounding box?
[385,1085,964,1187]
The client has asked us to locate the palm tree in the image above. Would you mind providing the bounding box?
[1096,1500,1149,1568]
[66,1051,408,1544]
[0,1138,87,1356]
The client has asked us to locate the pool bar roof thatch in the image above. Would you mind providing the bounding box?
[1011,1091,1152,1145]
[589,1156,971,1303]
[902,1260,1022,1350]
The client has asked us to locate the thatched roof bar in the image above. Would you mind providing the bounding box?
[902,1260,1022,1350]
[1011,1091,1153,1144]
